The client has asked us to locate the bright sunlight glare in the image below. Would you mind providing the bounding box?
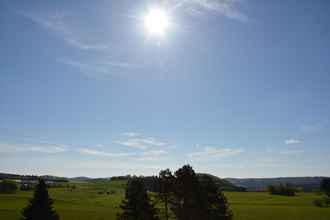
[144,8,170,36]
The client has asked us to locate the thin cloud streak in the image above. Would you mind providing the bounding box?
[188,146,243,160]
[116,133,168,150]
[285,138,302,145]
[78,148,134,157]
[59,58,144,78]
[78,148,168,160]
[0,143,68,154]
[21,11,110,51]
[169,0,248,22]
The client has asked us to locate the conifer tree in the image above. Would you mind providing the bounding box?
[159,169,174,220]
[171,165,233,220]
[199,175,233,220]
[171,165,206,220]
[117,177,159,220]
[21,179,59,220]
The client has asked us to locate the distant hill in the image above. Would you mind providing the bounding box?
[2,172,326,192]
[197,173,246,191]
[110,173,245,192]
[226,177,328,192]
[0,172,68,182]
[69,176,93,182]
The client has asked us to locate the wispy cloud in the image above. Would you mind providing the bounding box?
[59,59,109,78]
[279,149,304,155]
[115,133,168,150]
[170,0,248,22]
[78,148,168,161]
[29,145,68,154]
[123,132,141,137]
[21,11,110,51]
[0,143,68,154]
[138,150,169,161]
[59,58,144,78]
[285,138,302,145]
[107,60,144,69]
[78,148,134,158]
[188,146,243,160]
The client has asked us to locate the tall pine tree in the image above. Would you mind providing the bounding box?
[171,165,233,220]
[171,165,207,220]
[199,175,232,220]
[159,169,174,220]
[117,177,159,220]
[21,179,59,220]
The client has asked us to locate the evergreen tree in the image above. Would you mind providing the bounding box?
[159,169,174,220]
[321,178,330,197]
[171,165,206,220]
[21,179,59,220]
[199,175,232,220]
[171,165,233,220]
[117,177,159,220]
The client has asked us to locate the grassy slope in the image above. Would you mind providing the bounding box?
[0,181,330,220]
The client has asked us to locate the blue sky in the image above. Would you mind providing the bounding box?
[1,0,330,178]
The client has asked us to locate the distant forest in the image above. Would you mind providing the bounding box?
[1,172,327,192]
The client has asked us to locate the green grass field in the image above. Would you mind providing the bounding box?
[0,181,329,220]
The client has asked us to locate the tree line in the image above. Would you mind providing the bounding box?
[19,165,232,220]
[117,165,232,220]
[16,168,330,220]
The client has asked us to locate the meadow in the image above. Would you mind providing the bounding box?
[0,181,330,220]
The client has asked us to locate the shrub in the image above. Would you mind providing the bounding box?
[314,197,330,207]
[268,183,296,196]
[321,178,330,197]
[20,183,35,191]
[0,180,18,193]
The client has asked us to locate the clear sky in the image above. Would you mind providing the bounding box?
[1,0,330,178]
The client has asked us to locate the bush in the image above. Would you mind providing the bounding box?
[20,183,35,191]
[0,180,18,193]
[314,197,330,207]
[321,178,330,197]
[268,183,296,196]
[314,199,323,207]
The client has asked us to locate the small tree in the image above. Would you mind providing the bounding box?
[21,179,59,220]
[321,178,330,197]
[117,177,159,220]
[0,179,18,193]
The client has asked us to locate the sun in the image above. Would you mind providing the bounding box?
[144,8,170,36]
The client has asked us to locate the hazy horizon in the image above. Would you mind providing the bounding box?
[1,0,330,178]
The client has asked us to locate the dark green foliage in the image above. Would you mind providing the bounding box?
[199,175,233,220]
[159,169,174,220]
[170,165,206,220]
[198,174,246,192]
[0,179,18,193]
[313,197,330,207]
[140,176,160,192]
[20,183,35,191]
[117,177,159,220]
[321,178,330,197]
[170,165,232,220]
[21,179,59,220]
[268,183,297,196]
[227,177,325,192]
